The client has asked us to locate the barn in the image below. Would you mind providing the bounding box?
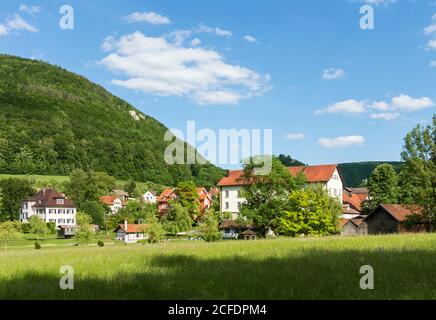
[364,204,424,234]
[340,216,367,236]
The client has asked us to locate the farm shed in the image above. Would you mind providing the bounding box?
[340,216,367,236]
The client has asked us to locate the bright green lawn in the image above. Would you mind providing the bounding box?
[1,233,436,300]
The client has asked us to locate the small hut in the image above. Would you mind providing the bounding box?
[241,229,256,240]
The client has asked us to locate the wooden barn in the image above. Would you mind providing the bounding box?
[364,204,424,234]
[340,216,367,236]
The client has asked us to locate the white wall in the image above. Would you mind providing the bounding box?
[220,185,245,218]
[21,203,76,227]
[326,169,343,204]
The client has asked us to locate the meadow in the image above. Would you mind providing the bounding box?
[1,233,436,300]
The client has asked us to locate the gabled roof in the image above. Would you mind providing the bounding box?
[26,189,75,208]
[100,195,123,206]
[157,188,176,202]
[112,189,129,197]
[367,204,422,222]
[217,165,338,186]
[343,192,364,212]
[196,188,212,202]
[114,224,148,233]
[219,219,251,229]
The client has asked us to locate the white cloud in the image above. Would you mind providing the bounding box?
[243,35,257,43]
[19,4,41,14]
[427,39,436,50]
[285,133,306,140]
[424,24,436,35]
[369,101,390,111]
[191,38,201,46]
[0,25,7,36]
[100,32,270,105]
[430,61,436,67]
[318,136,365,149]
[322,68,345,80]
[369,112,401,120]
[124,12,171,25]
[214,27,232,38]
[315,99,365,115]
[6,14,38,32]
[391,94,434,111]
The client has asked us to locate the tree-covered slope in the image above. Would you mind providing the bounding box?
[0,54,225,187]
[338,162,403,187]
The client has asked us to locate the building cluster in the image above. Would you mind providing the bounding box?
[18,163,424,242]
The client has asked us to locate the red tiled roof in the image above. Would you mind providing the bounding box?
[100,195,123,206]
[376,204,422,222]
[342,206,361,215]
[217,165,338,186]
[343,193,363,212]
[157,188,176,202]
[115,224,148,233]
[339,218,349,227]
[27,189,75,208]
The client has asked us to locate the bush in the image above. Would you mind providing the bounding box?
[34,242,41,250]
[97,240,104,247]
[46,222,56,234]
[137,239,148,245]
[21,223,31,234]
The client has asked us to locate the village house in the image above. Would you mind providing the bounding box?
[143,191,157,204]
[363,204,424,234]
[114,221,148,243]
[20,189,76,228]
[217,164,343,218]
[112,189,129,202]
[100,195,126,214]
[157,187,212,216]
[219,219,251,240]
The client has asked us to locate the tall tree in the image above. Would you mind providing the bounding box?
[75,212,93,245]
[0,178,34,220]
[162,202,193,234]
[0,221,21,251]
[175,181,200,219]
[399,116,436,228]
[363,163,399,213]
[29,215,49,242]
[240,156,301,233]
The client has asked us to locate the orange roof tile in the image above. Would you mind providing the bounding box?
[217,165,338,186]
[115,224,148,233]
[100,195,120,205]
[343,193,363,212]
[377,204,422,222]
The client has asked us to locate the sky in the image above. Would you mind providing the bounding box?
[0,0,435,169]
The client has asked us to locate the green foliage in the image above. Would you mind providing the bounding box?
[97,240,104,247]
[363,164,399,213]
[399,116,436,227]
[162,202,193,234]
[124,180,137,197]
[240,157,299,232]
[0,54,224,186]
[0,221,21,251]
[29,215,49,241]
[80,201,107,228]
[338,162,403,188]
[175,181,201,219]
[277,187,341,236]
[198,214,221,242]
[34,242,41,250]
[0,178,34,220]
[142,213,165,243]
[277,154,305,167]
[75,212,93,245]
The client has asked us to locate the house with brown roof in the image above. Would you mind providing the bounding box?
[20,189,76,228]
[342,187,369,217]
[114,220,148,243]
[100,195,126,214]
[363,204,425,234]
[157,187,212,216]
[217,164,343,218]
[219,219,251,239]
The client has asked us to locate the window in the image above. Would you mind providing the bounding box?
[225,190,229,198]
[49,209,56,214]
[237,202,241,209]
[23,203,28,209]
[37,209,45,214]
[58,209,65,214]
[334,189,337,196]
[225,202,229,210]
[49,219,56,223]
[58,219,65,224]
[56,198,65,205]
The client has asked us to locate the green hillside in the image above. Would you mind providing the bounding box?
[338,161,403,187]
[0,54,225,187]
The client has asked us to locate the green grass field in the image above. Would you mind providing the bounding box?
[1,233,436,300]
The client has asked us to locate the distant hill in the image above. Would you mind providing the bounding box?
[338,162,403,187]
[0,54,225,187]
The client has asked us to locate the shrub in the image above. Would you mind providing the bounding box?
[34,242,41,250]
[21,223,31,234]
[97,240,104,247]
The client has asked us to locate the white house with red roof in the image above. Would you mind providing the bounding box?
[157,187,212,216]
[217,165,343,217]
[114,221,148,243]
[20,189,77,227]
[100,195,126,214]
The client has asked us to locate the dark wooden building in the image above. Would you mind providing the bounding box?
[364,204,424,235]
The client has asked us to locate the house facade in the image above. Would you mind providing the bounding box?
[217,164,343,217]
[157,187,212,216]
[20,189,76,227]
[100,195,126,214]
[114,221,148,243]
[143,191,157,204]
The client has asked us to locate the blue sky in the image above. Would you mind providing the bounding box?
[1,0,435,169]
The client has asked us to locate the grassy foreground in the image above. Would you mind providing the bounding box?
[1,233,436,300]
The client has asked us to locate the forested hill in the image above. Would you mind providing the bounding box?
[338,162,403,187]
[0,54,225,187]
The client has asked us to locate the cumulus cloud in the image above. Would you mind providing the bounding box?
[285,133,306,140]
[124,11,171,25]
[243,35,257,43]
[391,94,434,111]
[318,136,365,149]
[6,14,38,32]
[322,68,345,80]
[315,99,366,115]
[427,39,436,50]
[100,32,270,105]
[369,112,401,120]
[191,38,201,46]
[214,27,232,37]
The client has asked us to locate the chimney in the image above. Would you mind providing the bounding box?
[124,220,128,231]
